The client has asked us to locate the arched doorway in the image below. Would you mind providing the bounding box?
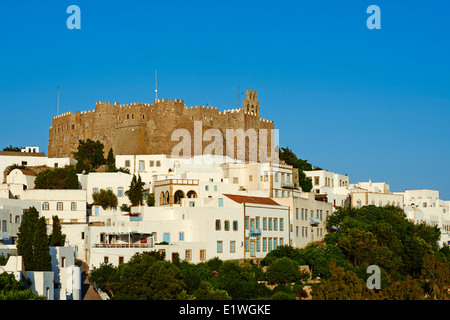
[174,190,185,204]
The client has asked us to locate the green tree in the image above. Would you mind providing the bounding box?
[17,207,52,271]
[2,145,22,152]
[0,273,46,300]
[125,174,145,206]
[106,148,115,167]
[266,257,306,285]
[16,207,39,270]
[89,251,184,300]
[93,189,118,210]
[33,217,52,271]
[383,275,424,300]
[279,147,318,192]
[49,216,65,246]
[73,139,106,173]
[146,193,155,206]
[312,261,381,300]
[34,167,79,189]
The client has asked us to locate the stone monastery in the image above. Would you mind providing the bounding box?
[48,90,275,161]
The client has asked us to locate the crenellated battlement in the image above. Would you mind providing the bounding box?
[48,89,274,158]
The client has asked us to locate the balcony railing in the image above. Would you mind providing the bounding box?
[154,179,199,187]
[310,217,320,226]
[281,180,295,188]
[249,227,262,237]
[93,243,153,249]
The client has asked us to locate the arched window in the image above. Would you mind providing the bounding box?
[187,190,197,198]
[165,191,170,205]
[160,192,165,205]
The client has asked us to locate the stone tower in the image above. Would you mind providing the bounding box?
[243,90,259,116]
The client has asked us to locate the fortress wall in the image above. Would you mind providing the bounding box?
[48,91,276,162]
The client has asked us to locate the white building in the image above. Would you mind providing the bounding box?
[0,150,75,184]
[400,189,450,247]
[86,193,290,268]
[276,190,333,248]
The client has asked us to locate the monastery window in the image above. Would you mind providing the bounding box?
[224,220,230,231]
[57,202,63,211]
[233,177,239,184]
[125,160,130,167]
[314,177,320,186]
[263,218,267,230]
[217,241,223,253]
[117,187,123,197]
[249,175,253,181]
[274,173,278,182]
[131,114,134,120]
[93,188,99,194]
[142,115,145,119]
[127,114,129,119]
[215,219,221,231]
[230,241,235,253]
[71,124,75,130]
[104,257,109,264]
[156,161,161,167]
[71,202,77,211]
[119,257,124,265]
[42,202,49,211]
[245,217,249,229]
[163,233,170,243]
[218,198,223,207]
[200,249,206,261]
[280,218,284,231]
[179,232,184,241]
[139,160,145,171]
[149,160,154,167]
[233,220,238,231]
[263,238,267,251]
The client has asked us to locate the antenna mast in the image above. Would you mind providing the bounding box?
[155,70,158,101]
[57,85,60,115]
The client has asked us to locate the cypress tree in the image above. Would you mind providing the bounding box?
[16,207,52,272]
[33,217,52,271]
[49,216,64,247]
[17,207,39,271]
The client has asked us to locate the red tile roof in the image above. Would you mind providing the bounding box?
[223,194,281,206]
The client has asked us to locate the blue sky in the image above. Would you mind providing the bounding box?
[1,1,449,198]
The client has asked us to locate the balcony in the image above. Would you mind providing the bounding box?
[154,179,199,187]
[93,243,152,249]
[310,217,320,226]
[281,180,295,188]
[249,227,262,237]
